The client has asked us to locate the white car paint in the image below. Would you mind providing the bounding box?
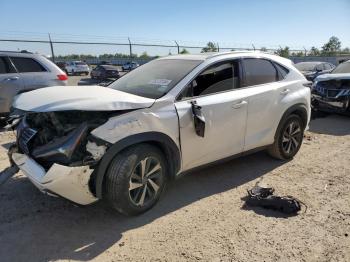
[12,153,97,205]
[11,51,311,205]
[12,85,155,112]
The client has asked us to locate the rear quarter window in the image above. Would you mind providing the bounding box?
[10,57,47,73]
[242,58,278,86]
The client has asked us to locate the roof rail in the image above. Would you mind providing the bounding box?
[205,50,260,59]
[0,50,32,54]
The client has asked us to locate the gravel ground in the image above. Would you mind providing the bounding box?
[0,114,349,262]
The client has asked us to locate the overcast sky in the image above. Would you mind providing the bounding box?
[0,0,349,56]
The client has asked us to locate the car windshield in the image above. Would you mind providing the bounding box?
[109,59,202,99]
[295,62,319,71]
[332,62,350,74]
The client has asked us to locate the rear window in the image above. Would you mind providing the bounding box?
[10,57,46,73]
[243,58,278,86]
[0,56,16,74]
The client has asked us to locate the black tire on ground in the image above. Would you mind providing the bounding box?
[267,114,304,160]
[104,144,168,216]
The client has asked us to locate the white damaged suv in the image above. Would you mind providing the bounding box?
[4,52,311,215]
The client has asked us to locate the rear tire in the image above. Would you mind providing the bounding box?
[267,114,304,160]
[104,144,167,216]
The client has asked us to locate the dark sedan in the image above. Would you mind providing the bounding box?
[91,65,120,80]
[295,61,335,81]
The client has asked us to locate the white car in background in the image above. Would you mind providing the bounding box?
[65,61,90,75]
[5,52,311,216]
[122,61,139,71]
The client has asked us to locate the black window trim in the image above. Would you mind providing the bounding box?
[175,58,243,101]
[175,56,290,102]
[9,56,49,73]
[241,57,290,88]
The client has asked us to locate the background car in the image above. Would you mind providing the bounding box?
[311,60,350,114]
[0,51,67,120]
[65,61,90,75]
[91,65,120,80]
[55,61,67,72]
[295,61,335,81]
[122,61,139,71]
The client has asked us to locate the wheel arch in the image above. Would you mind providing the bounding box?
[94,132,181,199]
[274,103,308,140]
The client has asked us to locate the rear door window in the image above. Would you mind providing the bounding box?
[0,56,16,74]
[10,57,47,73]
[242,58,278,86]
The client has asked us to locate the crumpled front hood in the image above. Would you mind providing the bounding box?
[315,73,350,82]
[12,85,155,112]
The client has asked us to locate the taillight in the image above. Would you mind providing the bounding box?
[57,74,68,81]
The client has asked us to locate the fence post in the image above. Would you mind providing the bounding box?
[217,42,220,52]
[48,33,55,63]
[303,47,307,57]
[252,44,256,51]
[128,37,132,58]
[174,40,180,54]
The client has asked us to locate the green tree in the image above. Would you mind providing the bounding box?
[140,51,150,58]
[309,47,320,56]
[342,47,350,54]
[321,36,341,55]
[180,48,189,54]
[275,46,290,58]
[201,42,218,53]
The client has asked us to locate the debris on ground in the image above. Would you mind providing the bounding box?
[244,184,305,215]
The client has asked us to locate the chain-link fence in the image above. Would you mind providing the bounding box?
[1,32,349,65]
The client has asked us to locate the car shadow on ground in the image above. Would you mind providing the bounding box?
[0,151,284,262]
[309,113,350,136]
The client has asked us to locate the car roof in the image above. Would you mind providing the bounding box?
[0,51,40,57]
[156,51,293,66]
[296,61,324,65]
[99,65,118,69]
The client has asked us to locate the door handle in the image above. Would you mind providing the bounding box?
[280,89,290,95]
[232,100,247,109]
[3,76,19,81]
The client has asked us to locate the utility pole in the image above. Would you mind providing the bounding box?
[174,40,180,54]
[48,33,55,63]
[128,37,132,58]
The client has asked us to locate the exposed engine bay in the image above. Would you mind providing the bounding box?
[15,111,117,169]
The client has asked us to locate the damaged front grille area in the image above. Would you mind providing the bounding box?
[18,127,37,155]
[16,111,114,169]
[313,79,350,99]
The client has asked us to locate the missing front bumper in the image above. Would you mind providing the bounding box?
[11,153,98,205]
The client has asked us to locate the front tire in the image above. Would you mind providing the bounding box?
[268,114,304,160]
[104,144,167,216]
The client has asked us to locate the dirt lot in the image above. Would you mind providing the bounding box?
[0,114,349,262]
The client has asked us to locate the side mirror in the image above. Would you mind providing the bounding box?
[191,101,205,137]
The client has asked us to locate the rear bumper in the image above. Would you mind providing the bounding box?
[11,153,98,205]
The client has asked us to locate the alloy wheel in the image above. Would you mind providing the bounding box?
[129,156,163,207]
[282,120,302,155]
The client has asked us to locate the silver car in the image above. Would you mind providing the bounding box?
[0,51,67,118]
